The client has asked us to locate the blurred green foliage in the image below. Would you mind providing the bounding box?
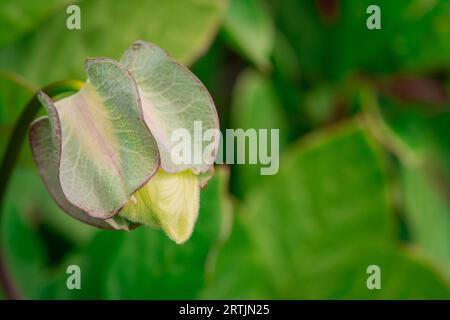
[0,0,449,299]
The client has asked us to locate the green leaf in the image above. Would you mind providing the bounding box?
[269,0,327,81]
[205,121,450,298]
[368,96,436,165]
[30,58,159,220]
[428,112,450,179]
[364,96,450,276]
[0,0,227,86]
[271,32,301,82]
[0,0,68,47]
[229,122,392,291]
[247,122,393,257]
[391,111,450,276]
[120,41,220,174]
[229,69,288,197]
[201,211,277,299]
[222,0,274,70]
[285,242,450,299]
[403,166,450,276]
[206,217,450,299]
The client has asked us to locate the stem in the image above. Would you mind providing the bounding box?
[0,80,84,300]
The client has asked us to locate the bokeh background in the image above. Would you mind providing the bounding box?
[0,0,449,299]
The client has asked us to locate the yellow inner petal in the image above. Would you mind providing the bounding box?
[120,169,200,244]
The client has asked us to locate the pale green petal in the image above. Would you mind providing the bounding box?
[29,116,124,229]
[34,58,160,219]
[120,41,220,174]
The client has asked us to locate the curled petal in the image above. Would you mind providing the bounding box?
[29,116,131,230]
[121,41,220,174]
[31,58,160,219]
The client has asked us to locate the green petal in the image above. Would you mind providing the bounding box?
[32,58,160,219]
[120,41,220,174]
[29,116,131,230]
